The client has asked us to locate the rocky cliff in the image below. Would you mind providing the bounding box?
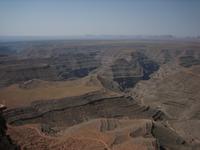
[0,106,19,150]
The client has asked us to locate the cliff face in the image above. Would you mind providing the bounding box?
[0,107,19,150]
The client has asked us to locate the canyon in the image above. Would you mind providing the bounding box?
[0,40,200,150]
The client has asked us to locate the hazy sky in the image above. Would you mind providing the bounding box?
[0,0,200,37]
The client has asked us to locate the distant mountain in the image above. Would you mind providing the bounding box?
[0,35,177,42]
[1,35,200,43]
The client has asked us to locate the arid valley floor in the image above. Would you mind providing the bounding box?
[0,39,200,150]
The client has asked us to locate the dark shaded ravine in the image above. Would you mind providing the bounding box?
[112,52,159,90]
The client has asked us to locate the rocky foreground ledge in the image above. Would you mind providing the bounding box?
[0,104,19,150]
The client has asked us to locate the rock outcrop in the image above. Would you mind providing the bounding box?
[0,105,19,150]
